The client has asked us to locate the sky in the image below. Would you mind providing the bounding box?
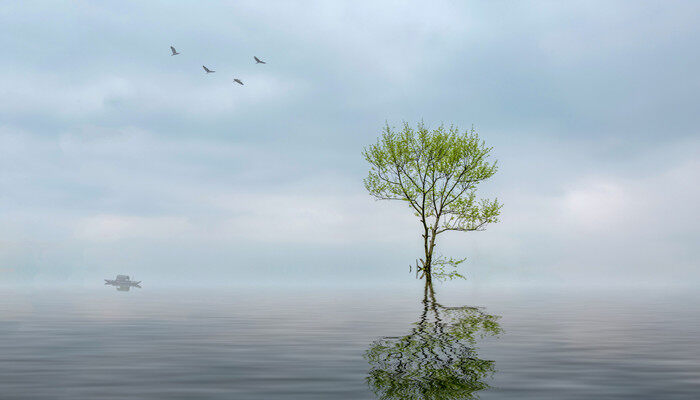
[0,1,698,287]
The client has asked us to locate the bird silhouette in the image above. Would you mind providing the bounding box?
[202,66,215,73]
[170,46,180,56]
[254,56,266,64]
[233,78,244,85]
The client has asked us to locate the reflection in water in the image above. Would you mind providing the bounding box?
[365,282,502,399]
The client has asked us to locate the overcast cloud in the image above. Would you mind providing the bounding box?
[1,1,698,286]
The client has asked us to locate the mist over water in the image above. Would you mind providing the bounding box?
[1,285,698,399]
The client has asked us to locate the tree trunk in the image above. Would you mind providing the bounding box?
[422,219,431,279]
[427,231,437,264]
[423,227,438,282]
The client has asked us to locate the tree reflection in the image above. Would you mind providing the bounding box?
[365,282,502,399]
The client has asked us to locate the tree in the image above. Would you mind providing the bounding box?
[364,281,503,399]
[363,122,502,282]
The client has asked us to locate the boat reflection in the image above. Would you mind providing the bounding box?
[365,282,502,399]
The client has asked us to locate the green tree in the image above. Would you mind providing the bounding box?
[363,122,502,281]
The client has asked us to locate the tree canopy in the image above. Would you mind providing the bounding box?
[363,122,502,280]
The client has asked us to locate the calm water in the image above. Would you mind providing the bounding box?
[1,284,699,399]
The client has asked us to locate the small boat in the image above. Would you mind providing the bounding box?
[104,275,141,291]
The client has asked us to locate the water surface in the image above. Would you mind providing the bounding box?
[1,284,698,399]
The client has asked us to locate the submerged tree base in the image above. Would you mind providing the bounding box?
[413,255,468,282]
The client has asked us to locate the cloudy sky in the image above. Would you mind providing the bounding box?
[1,1,698,286]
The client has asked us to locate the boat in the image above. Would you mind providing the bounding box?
[104,275,141,291]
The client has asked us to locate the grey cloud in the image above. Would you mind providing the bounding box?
[0,1,698,285]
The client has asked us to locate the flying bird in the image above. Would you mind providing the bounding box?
[254,56,266,64]
[170,46,179,56]
[233,78,244,85]
[202,66,215,73]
